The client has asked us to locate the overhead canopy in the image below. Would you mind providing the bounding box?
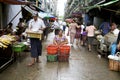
[22,4,45,22]
[22,5,37,15]
[0,0,33,5]
[28,5,44,12]
[82,0,119,10]
[84,0,120,24]
[22,4,44,15]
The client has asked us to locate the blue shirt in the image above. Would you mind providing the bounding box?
[99,22,110,35]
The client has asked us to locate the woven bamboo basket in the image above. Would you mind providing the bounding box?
[109,59,120,71]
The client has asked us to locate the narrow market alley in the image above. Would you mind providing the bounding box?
[0,28,120,80]
[1,0,120,80]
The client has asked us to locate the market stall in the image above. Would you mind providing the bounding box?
[0,34,16,72]
[0,33,27,72]
[96,31,119,57]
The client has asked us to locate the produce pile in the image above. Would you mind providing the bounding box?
[0,35,16,48]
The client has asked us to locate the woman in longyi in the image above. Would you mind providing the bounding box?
[53,29,68,46]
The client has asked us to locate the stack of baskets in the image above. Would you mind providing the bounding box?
[46,44,70,62]
[47,44,58,62]
[58,45,70,62]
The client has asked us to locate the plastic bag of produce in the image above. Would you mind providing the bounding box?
[108,52,120,61]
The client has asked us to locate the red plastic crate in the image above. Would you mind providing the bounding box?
[47,44,58,55]
[58,54,69,62]
[59,45,70,55]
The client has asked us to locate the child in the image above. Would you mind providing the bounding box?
[82,28,87,46]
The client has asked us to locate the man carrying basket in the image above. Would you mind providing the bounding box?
[28,12,46,66]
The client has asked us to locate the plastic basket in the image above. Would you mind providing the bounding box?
[58,54,69,62]
[109,59,120,71]
[47,54,58,62]
[47,44,58,55]
[12,43,26,53]
[59,45,70,55]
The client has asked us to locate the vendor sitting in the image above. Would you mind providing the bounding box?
[6,23,13,34]
[53,29,68,46]
[110,23,120,55]
[116,31,120,52]
[110,23,119,35]
[110,31,120,55]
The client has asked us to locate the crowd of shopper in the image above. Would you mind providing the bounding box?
[65,19,96,51]
[4,11,120,66]
[64,18,120,53]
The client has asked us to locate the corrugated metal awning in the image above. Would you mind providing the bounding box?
[82,0,119,10]
[22,5,44,15]
[22,5,37,15]
[22,5,45,14]
[0,0,33,5]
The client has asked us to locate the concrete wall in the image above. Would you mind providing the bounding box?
[93,17,103,29]
[4,5,22,29]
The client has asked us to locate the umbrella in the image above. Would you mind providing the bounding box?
[50,17,56,21]
[38,12,55,18]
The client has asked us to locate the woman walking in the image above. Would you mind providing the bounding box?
[68,19,78,46]
[75,22,81,45]
[86,22,96,51]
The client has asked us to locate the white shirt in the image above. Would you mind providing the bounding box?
[113,28,119,35]
[86,25,96,37]
[53,21,60,29]
[29,18,46,32]
[62,22,66,26]
[80,25,85,34]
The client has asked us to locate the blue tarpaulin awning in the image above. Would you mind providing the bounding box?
[38,12,54,18]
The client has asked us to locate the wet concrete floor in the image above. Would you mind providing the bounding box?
[0,30,120,80]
